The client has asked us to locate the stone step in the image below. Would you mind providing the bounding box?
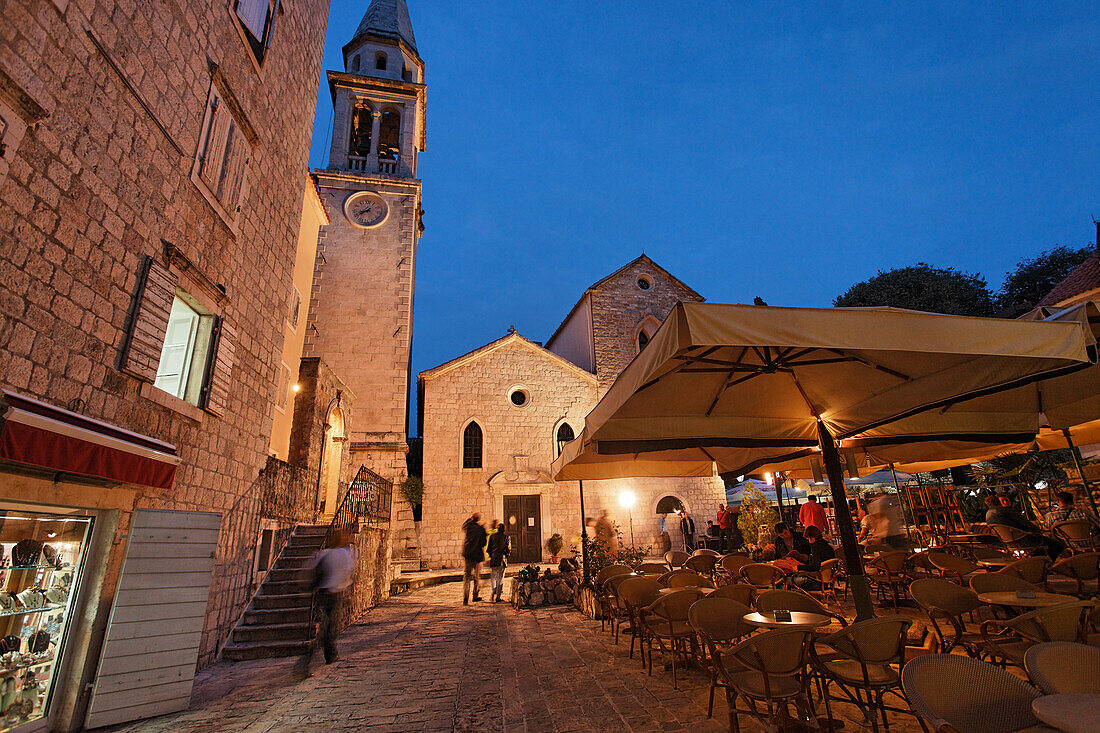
[282,545,320,557]
[265,568,308,583]
[222,639,310,661]
[243,607,310,625]
[274,555,310,569]
[286,535,325,548]
[294,525,329,536]
[262,579,311,595]
[232,622,311,643]
[252,592,312,610]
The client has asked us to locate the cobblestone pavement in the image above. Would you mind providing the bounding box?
[111,581,926,733]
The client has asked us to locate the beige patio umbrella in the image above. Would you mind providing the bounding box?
[552,301,1097,619]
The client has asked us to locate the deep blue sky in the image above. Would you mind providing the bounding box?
[309,2,1099,430]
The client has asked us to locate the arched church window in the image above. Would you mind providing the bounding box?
[351,54,360,73]
[638,331,650,351]
[378,108,400,160]
[375,51,388,70]
[462,421,483,469]
[348,105,372,157]
[555,423,575,456]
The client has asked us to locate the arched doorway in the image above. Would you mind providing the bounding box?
[656,495,685,515]
[320,405,345,516]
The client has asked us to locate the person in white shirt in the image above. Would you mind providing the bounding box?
[296,531,357,676]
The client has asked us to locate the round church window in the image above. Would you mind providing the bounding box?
[509,389,528,407]
[637,275,652,290]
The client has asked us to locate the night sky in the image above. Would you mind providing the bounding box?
[308,2,1099,432]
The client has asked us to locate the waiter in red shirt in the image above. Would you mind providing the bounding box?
[799,495,829,534]
[717,504,731,552]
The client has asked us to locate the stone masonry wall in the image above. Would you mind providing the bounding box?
[0,0,329,667]
[589,260,704,393]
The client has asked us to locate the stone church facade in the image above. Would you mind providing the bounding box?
[419,256,727,568]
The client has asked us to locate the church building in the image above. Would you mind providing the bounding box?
[418,256,727,568]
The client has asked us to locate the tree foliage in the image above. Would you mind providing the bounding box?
[737,483,779,548]
[995,245,1093,310]
[833,263,995,316]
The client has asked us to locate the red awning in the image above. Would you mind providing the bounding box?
[0,391,180,490]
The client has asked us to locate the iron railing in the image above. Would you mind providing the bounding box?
[258,456,315,525]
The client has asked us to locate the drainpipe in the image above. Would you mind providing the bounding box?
[314,390,342,520]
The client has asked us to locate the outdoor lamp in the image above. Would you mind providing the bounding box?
[618,490,635,508]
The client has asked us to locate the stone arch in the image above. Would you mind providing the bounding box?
[348,102,373,157]
[553,418,576,457]
[320,404,345,516]
[654,494,686,516]
[375,50,388,70]
[634,315,662,353]
[378,106,401,160]
[351,54,360,73]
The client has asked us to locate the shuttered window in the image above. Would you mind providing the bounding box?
[195,88,250,226]
[122,257,178,382]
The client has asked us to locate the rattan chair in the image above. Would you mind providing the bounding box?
[799,557,843,611]
[667,570,714,589]
[980,600,1095,667]
[685,553,718,577]
[909,578,986,656]
[866,551,910,610]
[664,550,690,569]
[987,523,1049,557]
[594,564,633,632]
[1052,519,1099,553]
[710,583,756,607]
[901,654,1048,733]
[906,551,937,579]
[717,628,816,733]
[1047,552,1099,596]
[605,574,633,643]
[617,576,661,663]
[1024,641,1100,694]
[927,550,981,584]
[968,572,1038,596]
[812,615,913,733]
[635,561,669,575]
[739,563,786,590]
[996,556,1049,587]
[688,597,755,717]
[719,553,754,584]
[641,587,707,689]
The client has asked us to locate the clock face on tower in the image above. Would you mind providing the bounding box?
[344,191,389,228]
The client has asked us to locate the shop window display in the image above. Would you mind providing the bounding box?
[0,508,92,731]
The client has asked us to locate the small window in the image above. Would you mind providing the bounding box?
[233,0,275,66]
[375,51,387,70]
[276,362,290,411]
[637,275,652,290]
[638,331,650,351]
[509,388,529,407]
[555,423,575,456]
[462,421,483,469]
[155,292,215,406]
[287,286,301,329]
[349,104,373,158]
[351,55,361,73]
[378,108,400,160]
[194,87,251,226]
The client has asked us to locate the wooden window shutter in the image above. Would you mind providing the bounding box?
[122,256,177,382]
[203,318,235,416]
[199,97,229,191]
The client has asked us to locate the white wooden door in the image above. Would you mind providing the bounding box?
[84,509,221,729]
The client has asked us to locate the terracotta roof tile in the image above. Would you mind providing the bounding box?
[1038,255,1100,306]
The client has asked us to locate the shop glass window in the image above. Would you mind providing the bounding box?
[0,507,93,731]
[154,293,215,406]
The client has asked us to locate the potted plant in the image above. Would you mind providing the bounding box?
[399,476,423,522]
[547,532,564,562]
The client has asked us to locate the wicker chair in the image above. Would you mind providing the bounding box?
[667,570,714,589]
[693,548,722,557]
[717,628,816,733]
[710,583,756,607]
[1024,641,1100,694]
[605,574,633,643]
[635,561,669,575]
[902,654,1049,733]
[988,523,1051,558]
[812,615,913,733]
[866,551,910,610]
[980,600,1095,667]
[738,563,786,590]
[617,576,661,663]
[1047,552,1099,596]
[909,578,987,656]
[664,550,691,569]
[641,587,707,688]
[996,556,1050,587]
[1052,520,1099,553]
[684,553,718,578]
[719,554,754,584]
[594,564,633,632]
[688,597,755,718]
[968,572,1038,596]
[927,551,981,584]
[799,558,843,611]
[906,551,937,579]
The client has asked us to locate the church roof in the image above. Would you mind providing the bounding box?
[1037,253,1100,307]
[419,330,598,384]
[351,0,417,53]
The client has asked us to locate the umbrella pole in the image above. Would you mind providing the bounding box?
[578,480,591,585]
[817,420,874,621]
[1063,428,1100,517]
[889,464,914,541]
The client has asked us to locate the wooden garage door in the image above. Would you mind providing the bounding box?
[85,509,221,729]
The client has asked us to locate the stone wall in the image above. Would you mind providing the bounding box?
[337,524,391,630]
[0,0,329,667]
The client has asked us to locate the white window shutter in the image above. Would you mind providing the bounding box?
[122,257,177,382]
[204,319,235,416]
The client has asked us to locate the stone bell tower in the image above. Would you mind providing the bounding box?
[306,0,425,488]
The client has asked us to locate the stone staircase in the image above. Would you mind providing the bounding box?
[221,525,327,661]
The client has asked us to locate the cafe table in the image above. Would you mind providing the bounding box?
[743,610,833,630]
[975,557,1015,569]
[658,586,714,596]
[1031,693,1100,733]
[976,591,1076,608]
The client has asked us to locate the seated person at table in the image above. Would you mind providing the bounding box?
[773,523,809,562]
[791,526,836,591]
[856,507,877,544]
[705,520,719,537]
[985,494,1065,559]
[1043,490,1100,530]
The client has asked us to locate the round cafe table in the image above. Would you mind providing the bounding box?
[658,586,714,596]
[976,591,1075,608]
[975,557,1015,569]
[743,611,832,630]
[1032,693,1100,733]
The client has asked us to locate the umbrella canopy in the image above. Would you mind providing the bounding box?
[848,469,915,485]
[552,301,1097,618]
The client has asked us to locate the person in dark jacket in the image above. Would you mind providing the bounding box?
[791,526,836,591]
[773,523,809,561]
[679,511,696,551]
[462,513,487,604]
[487,521,510,603]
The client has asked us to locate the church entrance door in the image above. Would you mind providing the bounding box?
[504,495,542,564]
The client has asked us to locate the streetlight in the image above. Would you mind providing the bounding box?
[619,490,636,549]
[559,433,591,585]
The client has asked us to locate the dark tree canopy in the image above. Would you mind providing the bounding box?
[833,263,995,316]
[995,245,1093,310]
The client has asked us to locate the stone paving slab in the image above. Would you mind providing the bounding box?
[108,581,929,733]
